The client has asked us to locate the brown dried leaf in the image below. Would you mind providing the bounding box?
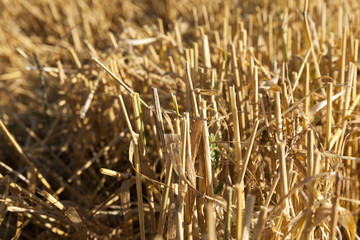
[164,133,182,175]
[65,206,83,224]
[185,119,203,214]
[185,159,197,215]
[162,110,175,133]
[65,203,112,237]
[338,205,357,240]
[129,138,135,165]
[140,162,157,180]
[164,129,200,215]
[190,119,205,163]
[164,133,197,188]
[13,212,24,240]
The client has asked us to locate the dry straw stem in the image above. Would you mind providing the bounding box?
[186,62,199,117]
[203,35,211,69]
[268,13,273,65]
[224,186,233,240]
[253,206,268,240]
[80,72,104,119]
[339,27,348,109]
[0,173,51,210]
[119,94,144,239]
[241,194,255,240]
[278,140,289,216]
[175,117,188,240]
[174,184,184,240]
[152,88,165,147]
[237,119,259,186]
[253,66,259,122]
[0,161,28,185]
[149,110,164,161]
[256,85,329,139]
[338,63,356,146]
[235,119,259,239]
[39,190,65,211]
[307,129,314,178]
[329,173,341,240]
[303,62,310,129]
[67,47,82,69]
[152,105,174,239]
[132,93,146,161]
[302,0,324,97]
[325,82,333,150]
[200,100,213,197]
[231,44,241,90]
[0,119,52,192]
[303,155,317,239]
[183,113,193,240]
[275,91,283,141]
[236,182,244,240]
[292,48,311,93]
[131,94,146,240]
[92,57,149,109]
[100,168,132,180]
[200,99,216,236]
[206,203,217,240]
[229,86,242,179]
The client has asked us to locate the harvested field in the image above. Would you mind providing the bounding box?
[0,0,360,239]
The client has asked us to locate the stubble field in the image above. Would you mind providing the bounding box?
[0,0,360,239]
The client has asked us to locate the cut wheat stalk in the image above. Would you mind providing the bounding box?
[133,141,145,240]
[307,129,314,178]
[241,194,255,240]
[303,63,310,129]
[329,173,341,240]
[229,86,242,183]
[253,206,268,240]
[325,82,333,150]
[132,93,147,161]
[224,186,233,240]
[183,113,193,240]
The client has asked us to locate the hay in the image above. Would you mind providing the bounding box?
[0,0,360,239]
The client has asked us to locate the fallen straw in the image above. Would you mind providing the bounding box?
[91,57,149,108]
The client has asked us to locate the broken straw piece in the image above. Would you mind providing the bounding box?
[309,90,345,115]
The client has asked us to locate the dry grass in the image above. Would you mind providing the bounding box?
[0,0,360,239]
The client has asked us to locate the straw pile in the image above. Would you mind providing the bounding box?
[0,0,360,239]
